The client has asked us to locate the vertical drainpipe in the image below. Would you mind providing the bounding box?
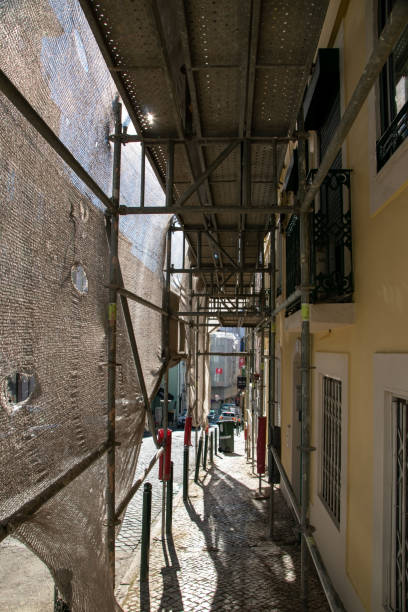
[251,328,255,474]
[268,139,277,538]
[298,113,312,603]
[107,99,122,588]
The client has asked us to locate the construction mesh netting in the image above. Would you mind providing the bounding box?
[0,1,208,609]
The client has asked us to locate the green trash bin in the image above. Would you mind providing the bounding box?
[218,420,235,453]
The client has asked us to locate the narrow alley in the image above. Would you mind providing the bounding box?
[1,1,408,611]
[120,433,330,612]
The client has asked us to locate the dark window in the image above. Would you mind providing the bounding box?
[377,0,408,171]
[320,376,342,526]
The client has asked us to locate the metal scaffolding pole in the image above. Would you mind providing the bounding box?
[251,329,255,474]
[106,99,122,588]
[300,0,408,215]
[245,329,250,462]
[268,225,276,538]
[298,111,312,603]
[161,227,172,539]
[268,138,278,538]
[260,249,265,418]
[195,301,199,457]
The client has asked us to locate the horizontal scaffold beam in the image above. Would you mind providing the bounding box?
[197,352,249,357]
[174,310,264,317]
[110,135,301,144]
[171,225,270,233]
[167,266,268,273]
[119,205,296,215]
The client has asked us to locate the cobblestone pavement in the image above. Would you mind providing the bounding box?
[120,433,330,612]
[116,430,196,581]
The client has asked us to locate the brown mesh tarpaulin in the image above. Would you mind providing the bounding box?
[0,1,170,609]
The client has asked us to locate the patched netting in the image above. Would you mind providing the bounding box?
[0,1,171,610]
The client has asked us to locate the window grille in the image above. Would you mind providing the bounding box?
[390,397,408,612]
[320,376,342,525]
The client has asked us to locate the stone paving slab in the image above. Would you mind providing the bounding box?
[120,434,330,612]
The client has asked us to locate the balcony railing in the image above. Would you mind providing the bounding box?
[285,168,353,317]
[377,100,408,172]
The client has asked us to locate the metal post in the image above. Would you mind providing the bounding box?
[195,303,199,458]
[251,330,255,474]
[298,111,311,603]
[203,429,209,470]
[194,432,203,483]
[269,140,277,539]
[245,329,250,462]
[140,482,152,582]
[215,425,218,454]
[210,429,214,463]
[106,99,121,588]
[166,462,173,534]
[183,445,189,501]
[161,228,172,540]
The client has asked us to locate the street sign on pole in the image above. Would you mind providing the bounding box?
[237,376,246,389]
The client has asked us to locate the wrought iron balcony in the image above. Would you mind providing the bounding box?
[285,168,353,317]
[376,100,408,172]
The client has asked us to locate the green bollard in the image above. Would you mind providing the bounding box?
[183,445,189,501]
[203,431,209,470]
[210,430,214,463]
[194,434,203,483]
[166,462,173,534]
[140,482,152,582]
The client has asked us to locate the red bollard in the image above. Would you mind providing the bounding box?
[184,416,192,446]
[257,417,267,474]
[158,428,172,481]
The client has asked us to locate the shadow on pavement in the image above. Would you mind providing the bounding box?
[184,458,329,612]
[157,534,183,612]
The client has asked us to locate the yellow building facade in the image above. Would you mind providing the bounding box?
[271,1,408,610]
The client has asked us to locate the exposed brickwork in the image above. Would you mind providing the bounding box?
[121,434,330,612]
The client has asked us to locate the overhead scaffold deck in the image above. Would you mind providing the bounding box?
[0,0,407,610]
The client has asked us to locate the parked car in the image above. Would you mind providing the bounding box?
[218,411,236,424]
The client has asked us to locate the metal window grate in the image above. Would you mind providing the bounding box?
[320,376,342,526]
[391,397,408,612]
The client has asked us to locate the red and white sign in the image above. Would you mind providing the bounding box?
[239,357,245,368]
[215,367,223,374]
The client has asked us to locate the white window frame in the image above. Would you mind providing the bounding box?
[373,354,408,611]
[312,352,363,611]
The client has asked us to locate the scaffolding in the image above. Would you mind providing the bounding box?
[0,0,407,610]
